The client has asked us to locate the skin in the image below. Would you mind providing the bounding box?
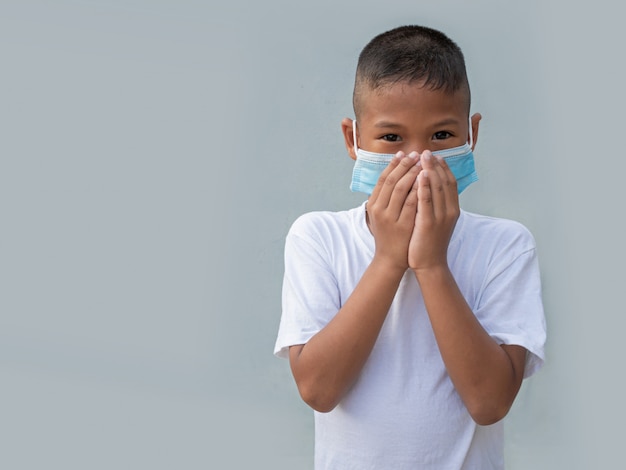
[288,80,527,425]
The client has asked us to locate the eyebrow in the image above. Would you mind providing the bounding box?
[430,117,462,127]
[373,121,404,129]
[373,118,462,129]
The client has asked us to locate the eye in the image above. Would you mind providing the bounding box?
[381,134,401,142]
[433,131,452,140]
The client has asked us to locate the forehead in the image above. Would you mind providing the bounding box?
[357,81,468,126]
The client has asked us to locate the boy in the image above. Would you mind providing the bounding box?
[274,25,546,469]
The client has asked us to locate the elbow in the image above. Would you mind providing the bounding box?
[466,398,513,426]
[463,377,521,426]
[469,409,508,426]
[289,345,343,413]
[297,381,341,413]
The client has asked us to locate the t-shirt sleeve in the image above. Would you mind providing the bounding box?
[273,215,341,359]
[473,231,547,378]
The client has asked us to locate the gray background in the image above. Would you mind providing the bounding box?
[1,0,624,468]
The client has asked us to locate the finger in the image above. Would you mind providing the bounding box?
[369,151,404,205]
[420,151,446,221]
[398,159,421,224]
[386,151,420,215]
[417,169,435,223]
[376,151,419,212]
[399,178,419,225]
[434,154,460,218]
[431,154,451,187]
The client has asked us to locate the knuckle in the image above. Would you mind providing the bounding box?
[394,176,413,192]
[383,174,398,186]
[368,203,381,216]
[406,191,419,202]
[404,195,417,208]
[401,158,416,168]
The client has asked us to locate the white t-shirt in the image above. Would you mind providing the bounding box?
[274,202,546,470]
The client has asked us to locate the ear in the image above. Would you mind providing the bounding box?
[470,112,482,151]
[341,117,357,161]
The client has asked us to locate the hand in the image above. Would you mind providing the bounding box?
[408,151,460,273]
[367,151,420,273]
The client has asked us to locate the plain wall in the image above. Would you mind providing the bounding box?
[1,1,625,468]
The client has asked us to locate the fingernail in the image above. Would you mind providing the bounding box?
[408,151,418,159]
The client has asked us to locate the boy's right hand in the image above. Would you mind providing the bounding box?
[366,151,420,273]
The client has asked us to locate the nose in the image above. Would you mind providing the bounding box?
[402,141,430,156]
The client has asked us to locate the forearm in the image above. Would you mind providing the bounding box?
[414,265,525,425]
[290,257,406,412]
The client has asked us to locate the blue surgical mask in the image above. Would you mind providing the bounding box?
[350,120,478,195]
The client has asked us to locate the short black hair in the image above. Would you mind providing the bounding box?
[353,25,470,118]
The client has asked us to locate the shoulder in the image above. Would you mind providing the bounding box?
[458,210,537,251]
[454,211,539,275]
[288,204,365,241]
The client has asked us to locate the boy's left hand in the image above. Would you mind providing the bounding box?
[408,151,460,272]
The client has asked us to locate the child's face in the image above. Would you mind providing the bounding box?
[343,80,480,160]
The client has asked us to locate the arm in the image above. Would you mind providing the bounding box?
[289,256,406,412]
[289,151,420,412]
[409,151,526,425]
[414,266,526,425]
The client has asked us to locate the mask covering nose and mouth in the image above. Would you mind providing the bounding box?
[350,119,478,196]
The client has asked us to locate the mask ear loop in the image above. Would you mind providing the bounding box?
[468,117,474,148]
